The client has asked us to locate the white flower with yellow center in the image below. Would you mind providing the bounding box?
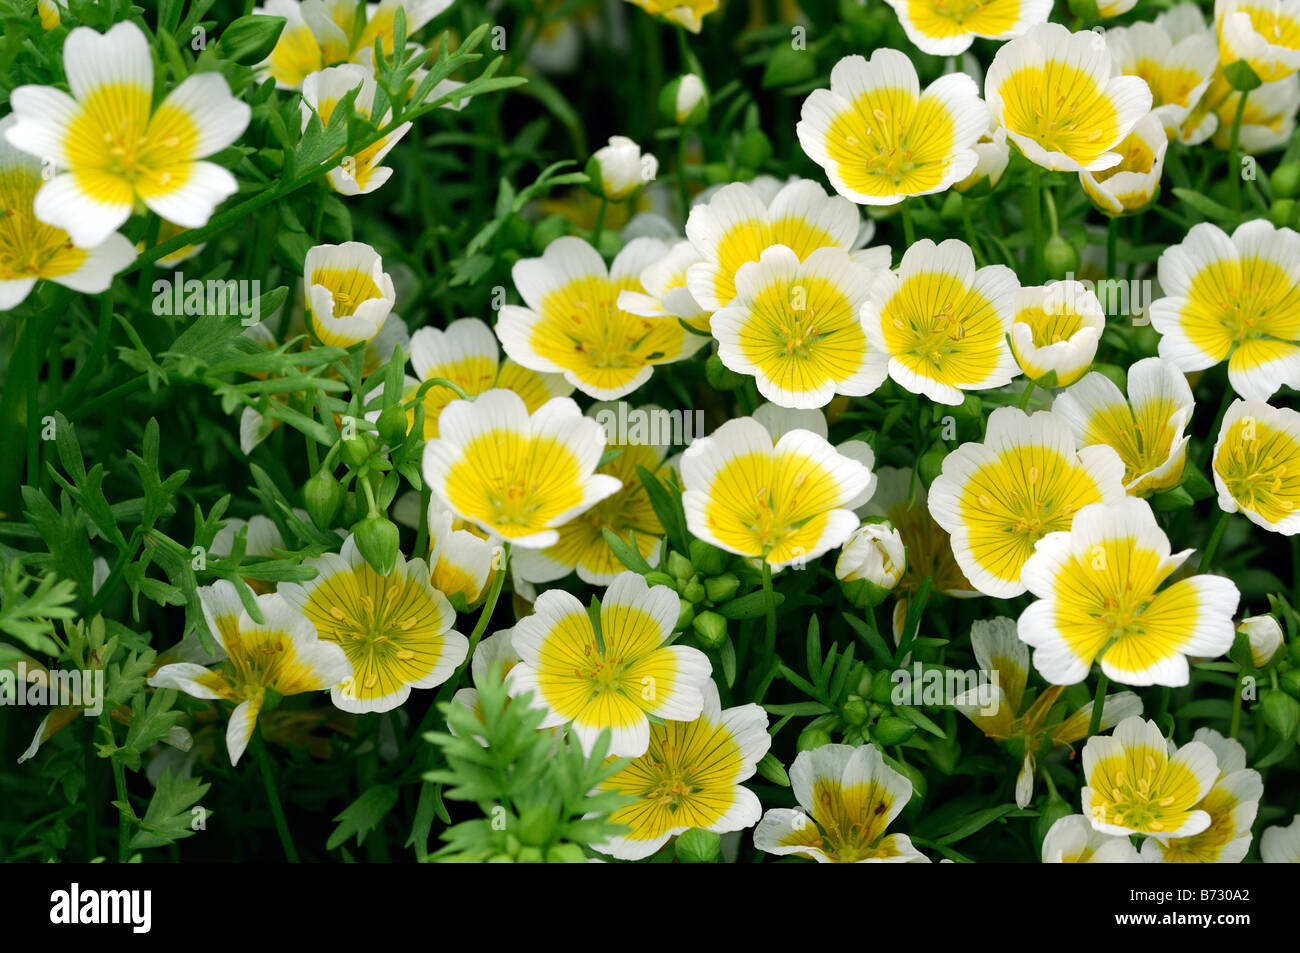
[1239,614,1284,666]
[617,239,711,335]
[1209,72,1300,151]
[797,50,987,206]
[1041,814,1141,863]
[1152,221,1300,401]
[711,245,889,409]
[1142,728,1263,863]
[4,21,251,249]
[882,0,1052,56]
[1106,10,1218,141]
[0,116,136,310]
[303,241,396,348]
[593,681,770,860]
[1096,0,1138,14]
[278,534,468,713]
[754,744,928,863]
[1009,281,1105,388]
[928,407,1127,598]
[685,178,885,314]
[255,0,454,89]
[421,388,622,547]
[300,64,412,195]
[625,0,719,33]
[953,122,1010,194]
[507,571,713,757]
[426,498,498,610]
[148,582,350,765]
[512,403,667,586]
[1018,498,1240,686]
[497,237,706,399]
[1052,357,1195,497]
[1216,0,1300,83]
[1079,114,1169,216]
[404,318,570,440]
[1083,717,1220,839]
[1262,814,1300,861]
[1213,398,1300,534]
[681,416,874,570]
[863,238,1019,406]
[985,23,1152,172]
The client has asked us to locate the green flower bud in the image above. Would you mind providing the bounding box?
[689,538,729,576]
[1263,690,1300,740]
[761,45,817,88]
[545,842,588,863]
[736,130,773,171]
[531,214,570,254]
[704,572,740,603]
[1272,162,1300,199]
[1066,0,1100,22]
[870,670,895,704]
[674,828,720,863]
[1043,233,1080,280]
[1223,58,1264,92]
[516,804,556,847]
[341,434,376,468]
[797,726,832,752]
[376,404,407,446]
[682,579,706,603]
[856,668,875,697]
[659,74,709,127]
[645,571,677,590]
[918,443,949,486]
[692,610,727,648]
[706,353,748,389]
[1270,198,1298,229]
[303,470,345,529]
[667,551,694,581]
[841,695,870,727]
[351,514,400,576]
[676,598,695,631]
[516,846,544,864]
[1034,789,1075,852]
[873,715,915,746]
[1280,668,1300,700]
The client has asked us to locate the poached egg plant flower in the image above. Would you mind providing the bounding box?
[797,49,988,206]
[1008,281,1106,388]
[148,582,350,765]
[5,20,251,249]
[421,388,622,548]
[506,571,713,757]
[1212,398,1300,534]
[984,23,1152,173]
[881,0,1053,56]
[304,241,396,348]
[681,416,875,570]
[1017,498,1240,686]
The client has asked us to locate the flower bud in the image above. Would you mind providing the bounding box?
[836,523,906,598]
[704,572,740,603]
[1270,198,1298,230]
[376,404,407,446]
[873,715,915,746]
[352,514,400,576]
[676,598,695,631]
[689,538,728,575]
[303,470,345,529]
[674,828,720,863]
[585,136,656,201]
[1043,233,1080,280]
[659,74,709,126]
[1281,668,1300,700]
[841,695,870,726]
[796,726,832,752]
[706,353,748,389]
[342,434,377,468]
[516,804,557,847]
[546,842,588,863]
[692,610,727,648]
[682,579,706,603]
[1240,614,1284,668]
[667,551,694,581]
[1273,162,1300,199]
[1263,691,1300,740]
[645,571,677,590]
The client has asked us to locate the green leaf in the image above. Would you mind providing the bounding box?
[327,784,400,851]
[755,753,790,787]
[129,769,211,850]
[219,14,286,64]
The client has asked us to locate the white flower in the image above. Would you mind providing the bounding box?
[589,135,657,200]
[836,522,906,589]
[1239,614,1284,666]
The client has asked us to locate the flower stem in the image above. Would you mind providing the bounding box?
[1229,667,1247,739]
[761,559,776,658]
[1028,165,1044,282]
[592,197,608,247]
[1087,638,1117,737]
[1229,90,1250,210]
[1201,510,1231,570]
[900,201,916,247]
[1018,380,1036,410]
[1106,216,1119,282]
[253,728,299,863]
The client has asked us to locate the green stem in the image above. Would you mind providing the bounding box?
[1087,638,1117,737]
[253,728,299,862]
[1229,668,1246,739]
[1028,164,1043,282]
[761,559,776,659]
[1201,510,1231,570]
[900,201,916,247]
[676,132,691,219]
[592,196,608,247]
[1018,380,1036,410]
[1228,90,1250,211]
[961,203,985,266]
[1106,216,1118,282]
